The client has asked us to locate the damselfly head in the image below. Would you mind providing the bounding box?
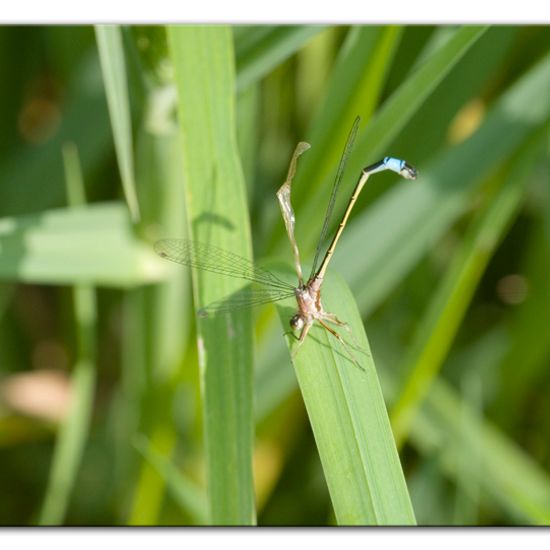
[400,162,418,180]
[290,314,305,331]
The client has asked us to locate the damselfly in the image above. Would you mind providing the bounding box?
[155,116,417,367]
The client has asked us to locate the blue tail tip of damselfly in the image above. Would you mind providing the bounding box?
[382,157,418,180]
[364,157,418,180]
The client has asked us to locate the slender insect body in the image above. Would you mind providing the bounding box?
[155,116,417,371]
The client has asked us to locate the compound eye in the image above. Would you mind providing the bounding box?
[290,314,304,331]
[400,162,417,180]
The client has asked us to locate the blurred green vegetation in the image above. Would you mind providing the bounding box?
[0,24,549,526]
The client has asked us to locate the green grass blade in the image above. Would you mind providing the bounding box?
[355,25,488,161]
[168,25,255,525]
[236,85,260,194]
[275,268,415,525]
[117,45,196,520]
[334,52,550,314]
[390,27,519,165]
[293,26,403,202]
[135,124,192,378]
[95,25,141,222]
[390,138,542,448]
[128,423,176,525]
[401,373,550,524]
[0,203,164,286]
[235,25,324,91]
[254,49,550,434]
[38,143,96,525]
[117,288,148,522]
[284,26,488,252]
[125,109,193,524]
[134,436,208,525]
[494,226,550,424]
[370,317,550,525]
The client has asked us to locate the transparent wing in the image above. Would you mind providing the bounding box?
[155,238,295,292]
[198,285,296,316]
[309,116,360,279]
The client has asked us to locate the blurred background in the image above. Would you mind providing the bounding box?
[0,25,549,525]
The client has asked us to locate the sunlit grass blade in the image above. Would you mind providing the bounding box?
[125,103,193,526]
[334,52,550,314]
[254,50,550,435]
[285,26,488,252]
[254,28,511,425]
[128,423,176,525]
[0,203,164,286]
[293,26,403,201]
[116,287,147,522]
[390,27,519,164]
[237,85,260,193]
[135,125,192,374]
[354,25,488,163]
[275,268,415,525]
[134,435,208,525]
[395,372,550,524]
[95,25,141,222]
[38,143,96,525]
[390,136,543,448]
[168,25,255,525]
[235,25,324,91]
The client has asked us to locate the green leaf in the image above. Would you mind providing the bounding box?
[293,26,403,203]
[0,203,163,286]
[168,25,255,525]
[393,371,550,524]
[235,25,324,91]
[390,136,543,448]
[283,26,488,253]
[95,25,141,222]
[134,435,208,525]
[254,43,550,527]
[334,51,550,314]
[355,26,488,162]
[38,143,97,525]
[275,267,415,525]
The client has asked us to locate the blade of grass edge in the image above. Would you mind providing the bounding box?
[273,267,415,525]
[37,143,97,525]
[379,367,550,524]
[335,51,550,314]
[134,435,208,525]
[235,26,324,92]
[282,26,488,255]
[293,25,403,207]
[95,25,141,222]
[0,203,163,286]
[255,52,550,441]
[168,25,256,525]
[390,131,545,448]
